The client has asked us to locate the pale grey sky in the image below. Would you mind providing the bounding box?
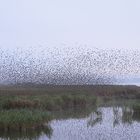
[0,0,140,49]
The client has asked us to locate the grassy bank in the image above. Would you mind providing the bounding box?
[0,85,140,131]
[0,94,96,111]
[0,87,97,131]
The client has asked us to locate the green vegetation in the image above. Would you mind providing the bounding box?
[0,94,96,111]
[0,109,51,131]
[133,103,140,112]
[0,86,98,131]
[0,85,140,132]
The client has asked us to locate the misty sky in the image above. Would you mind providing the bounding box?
[0,0,140,49]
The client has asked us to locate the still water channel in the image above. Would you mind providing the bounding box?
[1,99,140,140]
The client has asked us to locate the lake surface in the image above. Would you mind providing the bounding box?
[1,99,140,140]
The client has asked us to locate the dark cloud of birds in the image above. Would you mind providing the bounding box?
[0,47,140,85]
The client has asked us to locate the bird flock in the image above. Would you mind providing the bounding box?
[0,47,140,85]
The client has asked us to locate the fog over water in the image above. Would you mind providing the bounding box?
[0,47,140,85]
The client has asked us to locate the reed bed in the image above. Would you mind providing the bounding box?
[0,94,97,111]
[0,85,139,132]
[0,89,97,131]
[0,109,51,131]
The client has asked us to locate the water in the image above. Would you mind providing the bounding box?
[45,108,140,140]
[1,100,140,140]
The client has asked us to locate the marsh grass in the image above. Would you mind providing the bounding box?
[0,85,139,132]
[0,88,97,131]
[0,109,51,131]
[0,94,97,111]
[133,103,140,112]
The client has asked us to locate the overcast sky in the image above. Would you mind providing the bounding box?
[0,0,140,50]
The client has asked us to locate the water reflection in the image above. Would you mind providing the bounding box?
[49,106,140,140]
[87,106,140,128]
[0,124,52,140]
[122,107,133,124]
[87,109,102,127]
[113,107,122,126]
[1,101,140,140]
